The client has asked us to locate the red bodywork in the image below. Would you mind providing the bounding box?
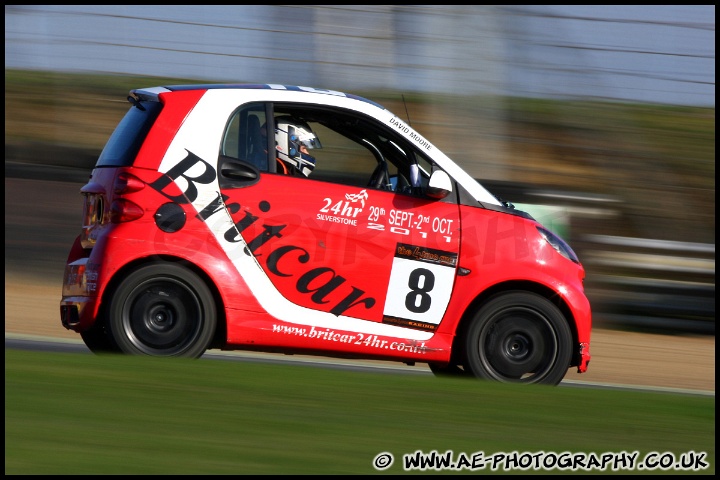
[60,85,591,377]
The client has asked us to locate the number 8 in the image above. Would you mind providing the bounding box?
[405,268,434,313]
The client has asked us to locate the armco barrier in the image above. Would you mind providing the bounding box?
[581,235,715,335]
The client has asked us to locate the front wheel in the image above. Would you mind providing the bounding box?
[106,262,217,358]
[463,291,572,386]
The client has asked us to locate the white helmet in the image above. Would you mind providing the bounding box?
[274,116,322,177]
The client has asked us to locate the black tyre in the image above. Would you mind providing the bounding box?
[106,262,217,358]
[80,320,120,354]
[463,291,572,386]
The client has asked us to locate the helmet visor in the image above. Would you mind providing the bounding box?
[288,124,322,150]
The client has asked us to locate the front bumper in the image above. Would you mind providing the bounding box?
[577,342,591,373]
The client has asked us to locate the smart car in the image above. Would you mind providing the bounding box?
[60,84,591,385]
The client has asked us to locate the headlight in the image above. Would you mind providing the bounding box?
[536,226,579,264]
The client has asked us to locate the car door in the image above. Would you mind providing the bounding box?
[218,103,460,335]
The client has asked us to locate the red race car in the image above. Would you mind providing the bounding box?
[60,84,591,385]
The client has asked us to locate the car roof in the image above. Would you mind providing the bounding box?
[131,83,386,110]
[129,83,504,207]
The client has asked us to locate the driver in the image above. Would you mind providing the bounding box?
[271,116,322,176]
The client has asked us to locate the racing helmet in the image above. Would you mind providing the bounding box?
[274,116,322,176]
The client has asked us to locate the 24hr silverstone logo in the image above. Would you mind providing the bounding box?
[317,189,368,226]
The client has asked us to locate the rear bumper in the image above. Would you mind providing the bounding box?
[60,296,99,332]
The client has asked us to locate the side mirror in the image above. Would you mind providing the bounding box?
[427,170,452,199]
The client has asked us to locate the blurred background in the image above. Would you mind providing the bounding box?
[5,5,715,334]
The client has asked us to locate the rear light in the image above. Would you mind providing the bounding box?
[110,199,144,223]
[114,172,145,194]
[110,171,146,222]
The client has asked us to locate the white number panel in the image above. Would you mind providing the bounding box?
[382,243,458,332]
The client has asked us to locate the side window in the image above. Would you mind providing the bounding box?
[302,120,380,187]
[271,105,399,189]
[267,104,445,200]
[219,102,441,196]
[221,103,267,171]
[269,108,376,186]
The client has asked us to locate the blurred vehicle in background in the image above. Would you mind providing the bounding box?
[59,83,592,385]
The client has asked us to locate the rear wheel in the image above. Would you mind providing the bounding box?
[463,291,572,386]
[106,262,216,358]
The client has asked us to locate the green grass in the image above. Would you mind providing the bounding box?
[5,349,714,474]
